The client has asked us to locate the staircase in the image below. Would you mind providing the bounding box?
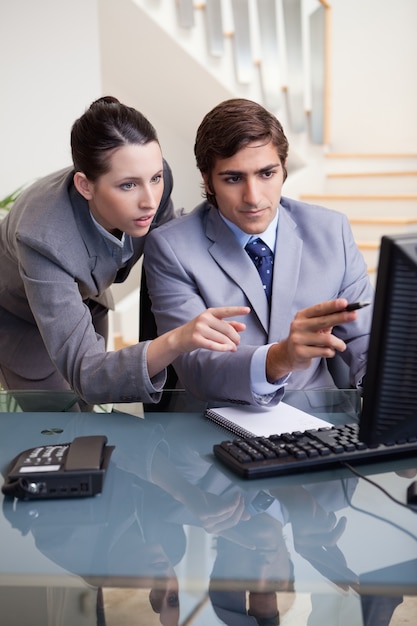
[118,0,331,144]
[99,0,417,344]
[297,153,417,284]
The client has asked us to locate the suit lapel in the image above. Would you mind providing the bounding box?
[268,208,303,341]
[70,185,120,294]
[206,207,270,332]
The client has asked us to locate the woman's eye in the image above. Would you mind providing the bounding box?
[120,182,135,190]
[151,174,162,184]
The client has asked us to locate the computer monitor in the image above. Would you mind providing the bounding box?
[360,232,417,445]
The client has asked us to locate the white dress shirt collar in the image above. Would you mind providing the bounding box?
[219,209,279,253]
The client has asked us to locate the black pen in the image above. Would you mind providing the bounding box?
[344,301,371,312]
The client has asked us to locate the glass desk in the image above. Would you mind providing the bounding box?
[0,390,80,413]
[0,390,416,625]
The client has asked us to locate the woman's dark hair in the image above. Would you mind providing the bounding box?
[194,98,289,205]
[71,96,159,180]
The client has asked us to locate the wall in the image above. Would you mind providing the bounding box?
[0,0,101,198]
[1,0,416,318]
[98,0,238,214]
[98,0,417,213]
[1,0,416,200]
[330,0,417,153]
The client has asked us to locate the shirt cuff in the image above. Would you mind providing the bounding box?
[250,344,291,395]
[142,341,167,393]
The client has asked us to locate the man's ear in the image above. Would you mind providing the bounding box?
[73,172,94,200]
[282,159,288,182]
[202,173,214,196]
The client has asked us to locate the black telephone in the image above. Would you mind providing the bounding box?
[1,436,114,500]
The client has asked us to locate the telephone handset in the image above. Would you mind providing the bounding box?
[1,435,114,500]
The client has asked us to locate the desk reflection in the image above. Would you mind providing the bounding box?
[1,407,415,625]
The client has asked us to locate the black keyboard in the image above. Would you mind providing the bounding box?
[213,423,417,479]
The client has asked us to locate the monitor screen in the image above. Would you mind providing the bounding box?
[360,232,417,445]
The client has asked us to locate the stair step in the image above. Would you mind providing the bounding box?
[325,152,417,160]
[356,244,380,284]
[325,151,417,159]
[300,193,417,200]
[299,194,417,218]
[324,171,417,193]
[113,333,135,350]
[358,240,380,249]
[323,154,417,177]
[327,170,417,177]
[349,217,417,224]
[349,221,416,242]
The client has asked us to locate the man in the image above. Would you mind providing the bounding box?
[143,98,373,406]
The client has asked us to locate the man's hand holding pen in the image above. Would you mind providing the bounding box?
[266,298,369,383]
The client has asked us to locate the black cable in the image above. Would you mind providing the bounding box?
[340,464,417,543]
[342,462,417,512]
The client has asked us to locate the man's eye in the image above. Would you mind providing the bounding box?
[262,170,274,179]
[225,175,241,184]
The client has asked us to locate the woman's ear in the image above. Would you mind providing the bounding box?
[73,172,94,200]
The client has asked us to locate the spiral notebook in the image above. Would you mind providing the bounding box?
[205,402,332,438]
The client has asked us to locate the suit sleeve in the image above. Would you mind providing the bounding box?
[143,205,374,401]
[12,172,181,406]
[143,227,281,406]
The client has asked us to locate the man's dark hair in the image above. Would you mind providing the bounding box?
[194,98,289,205]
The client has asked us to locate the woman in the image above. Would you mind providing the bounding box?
[0,96,248,406]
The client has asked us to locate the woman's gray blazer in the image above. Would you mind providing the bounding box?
[0,163,174,404]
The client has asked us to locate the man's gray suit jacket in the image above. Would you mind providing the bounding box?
[144,198,374,406]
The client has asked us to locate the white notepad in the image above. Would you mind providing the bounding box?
[205,402,332,438]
